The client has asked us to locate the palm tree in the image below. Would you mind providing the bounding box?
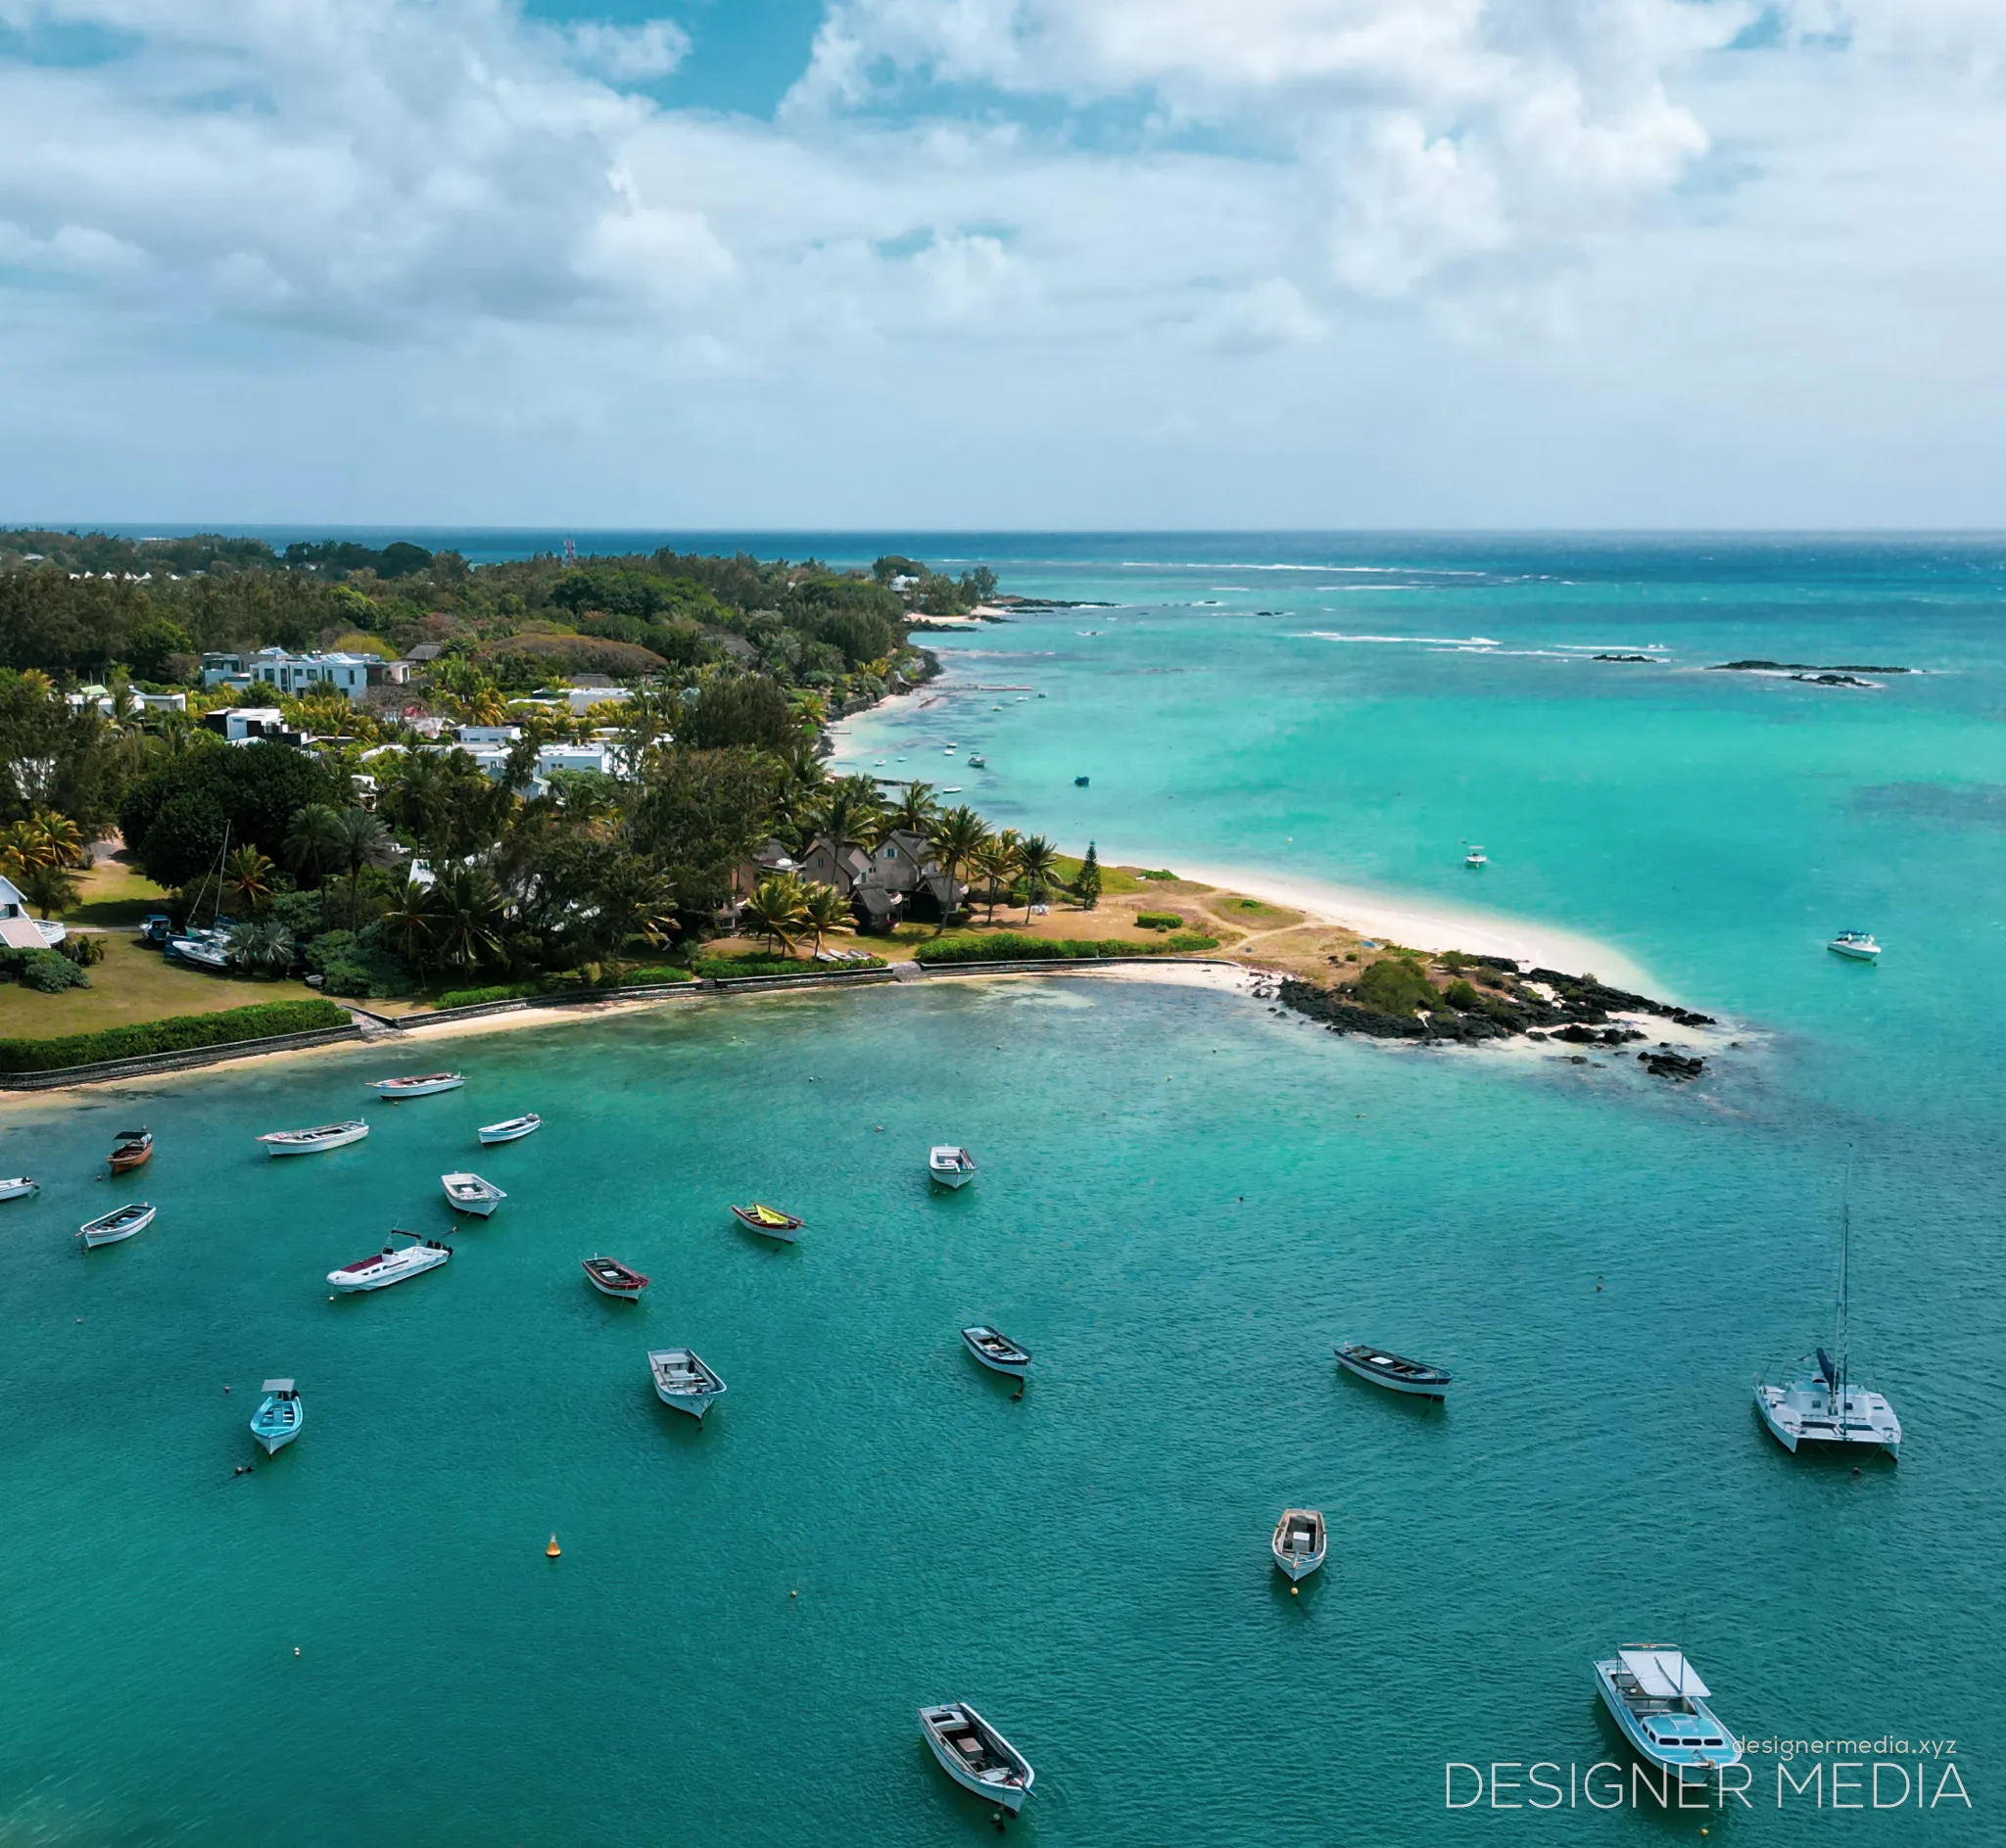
[27,811,84,871]
[799,880,850,955]
[227,919,295,974]
[387,753,453,854]
[887,781,938,835]
[379,877,436,971]
[970,840,1018,924]
[423,869,505,973]
[220,845,276,917]
[1014,834,1061,921]
[331,808,397,926]
[740,874,811,956]
[812,778,883,868]
[285,803,346,884]
[928,805,990,899]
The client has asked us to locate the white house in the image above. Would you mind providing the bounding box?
[202,706,300,744]
[456,725,522,745]
[0,874,66,949]
[132,690,187,713]
[201,647,407,703]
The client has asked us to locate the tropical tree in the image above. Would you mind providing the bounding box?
[1074,840,1102,911]
[580,853,679,978]
[422,868,506,973]
[379,877,436,970]
[740,873,811,955]
[331,807,397,925]
[226,919,296,974]
[928,804,990,897]
[887,781,938,835]
[812,777,883,864]
[284,802,346,884]
[220,844,277,916]
[13,858,82,917]
[970,839,1018,924]
[25,810,84,871]
[799,879,850,955]
[1015,835,1061,921]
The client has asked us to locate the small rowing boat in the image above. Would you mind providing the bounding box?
[477,1113,542,1145]
[327,1230,452,1292]
[648,1348,726,1419]
[917,1703,1034,1815]
[368,1072,463,1099]
[929,1145,978,1189]
[960,1325,1031,1378]
[582,1255,649,1300]
[730,1202,804,1242]
[107,1127,153,1173]
[441,1171,506,1216]
[1270,1507,1327,1583]
[0,1176,38,1203]
[258,1119,368,1157]
[78,1202,155,1247]
[1335,1342,1453,1398]
[250,1380,304,1455]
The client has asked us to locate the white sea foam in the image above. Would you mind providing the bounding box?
[1302,631,1503,646]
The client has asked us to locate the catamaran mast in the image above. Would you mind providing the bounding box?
[1836,1151,1852,1438]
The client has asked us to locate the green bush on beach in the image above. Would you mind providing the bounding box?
[915,932,1219,965]
[1135,911,1184,930]
[0,998,349,1072]
[435,981,543,1010]
[1353,955,1438,1017]
[695,952,884,978]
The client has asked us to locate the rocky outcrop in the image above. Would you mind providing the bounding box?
[1640,1050,1706,1080]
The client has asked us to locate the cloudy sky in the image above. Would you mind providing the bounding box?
[2,0,2003,528]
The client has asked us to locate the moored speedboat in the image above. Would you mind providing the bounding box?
[960,1325,1031,1377]
[649,1348,726,1419]
[0,1176,38,1203]
[1594,1648,1743,1784]
[1464,845,1488,868]
[1335,1343,1453,1398]
[582,1255,649,1300]
[250,1379,304,1454]
[327,1230,452,1292]
[477,1113,542,1145]
[107,1127,153,1173]
[1827,929,1880,961]
[730,1202,804,1241]
[259,1119,369,1157]
[78,1202,156,1247]
[441,1171,506,1216]
[917,1703,1034,1815]
[368,1072,463,1099]
[929,1145,978,1189]
[1270,1507,1327,1583]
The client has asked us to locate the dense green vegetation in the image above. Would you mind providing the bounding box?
[915,932,1219,964]
[0,998,348,1071]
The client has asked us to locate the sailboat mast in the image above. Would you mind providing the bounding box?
[1836,1151,1852,1429]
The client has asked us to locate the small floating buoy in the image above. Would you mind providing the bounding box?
[293,1646,301,1657]
[223,1386,231,1394]
[1290,1585,1299,1596]
[546,1533,561,1558]
[789,1588,798,1598]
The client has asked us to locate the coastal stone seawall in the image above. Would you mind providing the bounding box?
[0,1024,364,1091]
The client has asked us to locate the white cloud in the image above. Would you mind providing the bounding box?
[557,18,691,80]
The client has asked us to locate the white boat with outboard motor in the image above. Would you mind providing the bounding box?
[649,1348,727,1419]
[929,1145,978,1189]
[441,1172,506,1216]
[368,1072,463,1099]
[918,1703,1034,1815]
[1827,929,1880,961]
[478,1114,542,1145]
[327,1230,453,1292]
[250,1380,304,1454]
[1334,1343,1453,1398]
[259,1119,369,1157]
[1464,844,1488,868]
[78,1202,156,1247]
[1755,1159,1901,1457]
[1,1176,38,1203]
[1594,1648,1743,1784]
[1270,1508,1326,1584]
[960,1325,1031,1378]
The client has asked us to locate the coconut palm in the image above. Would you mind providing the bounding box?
[226,920,295,974]
[799,880,850,955]
[740,874,811,956]
[970,840,1018,924]
[379,877,436,969]
[26,811,83,871]
[331,808,397,925]
[285,802,346,884]
[813,778,884,865]
[1014,834,1061,921]
[887,781,939,835]
[220,845,277,917]
[928,805,990,897]
[423,868,506,973]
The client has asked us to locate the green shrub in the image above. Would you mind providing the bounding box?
[1135,869,1179,881]
[1135,911,1184,930]
[0,947,90,991]
[1353,955,1439,1017]
[695,952,885,978]
[616,965,697,987]
[306,928,412,998]
[0,999,349,1072]
[435,981,542,1010]
[60,932,107,968]
[915,933,1213,964]
[1165,932,1221,953]
[1442,978,1482,1010]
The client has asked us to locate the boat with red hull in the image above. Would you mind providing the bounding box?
[582,1255,650,1300]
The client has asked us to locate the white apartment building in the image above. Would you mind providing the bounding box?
[201,647,408,703]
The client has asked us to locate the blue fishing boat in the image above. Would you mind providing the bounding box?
[1594,1648,1743,1785]
[250,1379,304,1455]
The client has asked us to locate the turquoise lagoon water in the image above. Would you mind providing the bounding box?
[6,536,2005,1844]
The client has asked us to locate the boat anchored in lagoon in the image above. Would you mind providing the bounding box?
[1335,1343,1453,1398]
[259,1119,368,1157]
[1270,1508,1326,1584]
[441,1172,506,1217]
[0,1176,38,1203]
[960,1325,1030,1378]
[107,1127,152,1174]
[477,1114,541,1145]
[730,1202,804,1242]
[369,1072,463,1100]
[582,1256,649,1300]
[327,1230,452,1293]
[929,1146,978,1190]
[78,1202,155,1248]
[649,1349,727,1420]
[918,1703,1034,1816]
[250,1380,304,1455]
[1594,1648,1743,1785]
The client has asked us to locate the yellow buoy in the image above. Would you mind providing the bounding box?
[1290,1586,1299,1596]
[546,1533,561,1558]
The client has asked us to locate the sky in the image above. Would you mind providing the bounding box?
[2,0,2004,530]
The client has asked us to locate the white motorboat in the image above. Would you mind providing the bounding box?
[1270,1507,1327,1583]
[1464,845,1488,868]
[960,1325,1031,1378]
[258,1119,369,1157]
[0,1176,38,1203]
[368,1072,464,1099]
[917,1703,1034,1815]
[327,1230,452,1292]
[1754,1160,1901,1458]
[1335,1343,1453,1398]
[167,926,232,971]
[441,1171,506,1216]
[78,1202,156,1247]
[1827,929,1880,961]
[649,1348,727,1420]
[1594,1648,1743,1784]
[477,1114,542,1145]
[929,1145,978,1189]
[250,1380,304,1455]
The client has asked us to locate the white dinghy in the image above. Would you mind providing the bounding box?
[478,1114,542,1145]
[649,1349,727,1420]
[327,1230,452,1292]
[259,1119,369,1157]
[917,1703,1035,1815]
[0,1176,38,1203]
[78,1202,156,1247]
[369,1072,463,1100]
[1270,1508,1327,1584]
[441,1172,506,1217]
[929,1145,978,1189]
[960,1325,1031,1378]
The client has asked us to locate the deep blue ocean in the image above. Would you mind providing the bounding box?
[4,534,2000,1844]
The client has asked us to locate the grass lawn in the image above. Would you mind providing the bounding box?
[0,933,316,1040]
[61,852,172,929]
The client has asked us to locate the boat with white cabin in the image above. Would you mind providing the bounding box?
[929,1146,978,1189]
[1594,1647,1743,1784]
[1464,845,1488,868]
[582,1255,649,1300]
[917,1703,1034,1815]
[78,1202,155,1247]
[1754,1161,1901,1457]
[259,1119,369,1157]
[960,1325,1031,1378]
[0,1176,38,1203]
[441,1172,506,1216]
[327,1230,452,1292]
[250,1380,304,1454]
[1270,1508,1326,1583]
[477,1114,542,1145]
[1335,1343,1453,1398]
[1827,929,1880,961]
[368,1072,464,1099]
[166,925,233,971]
[649,1348,727,1419]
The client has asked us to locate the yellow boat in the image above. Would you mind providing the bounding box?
[730,1202,804,1243]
